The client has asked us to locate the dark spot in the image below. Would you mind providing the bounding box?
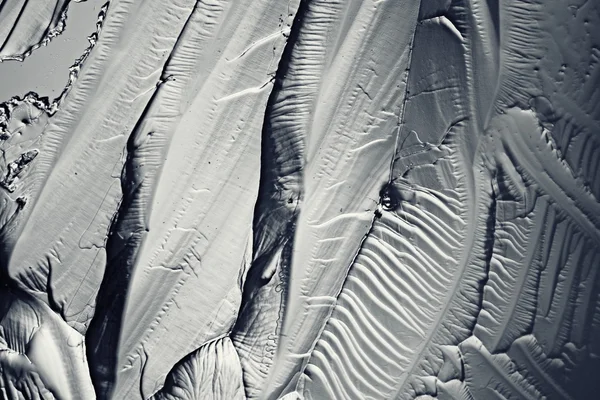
[380,182,401,211]
[288,197,293,204]
[374,209,382,219]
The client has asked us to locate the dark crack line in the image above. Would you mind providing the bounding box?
[291,5,422,387]
[229,1,309,398]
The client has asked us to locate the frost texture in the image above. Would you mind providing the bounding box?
[0,0,598,399]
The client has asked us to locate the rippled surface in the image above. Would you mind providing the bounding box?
[0,0,598,399]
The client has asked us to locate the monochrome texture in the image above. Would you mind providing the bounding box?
[0,0,598,398]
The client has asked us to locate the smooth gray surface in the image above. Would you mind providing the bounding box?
[0,0,101,103]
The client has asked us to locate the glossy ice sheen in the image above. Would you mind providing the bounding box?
[0,0,598,399]
[0,0,101,101]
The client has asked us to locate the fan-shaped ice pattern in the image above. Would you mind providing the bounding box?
[0,288,95,399]
[149,337,244,400]
[0,0,597,398]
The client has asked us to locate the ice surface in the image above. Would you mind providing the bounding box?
[0,0,598,399]
[0,0,102,101]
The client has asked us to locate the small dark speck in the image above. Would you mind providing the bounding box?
[288,198,293,204]
[374,209,382,218]
[339,208,343,212]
